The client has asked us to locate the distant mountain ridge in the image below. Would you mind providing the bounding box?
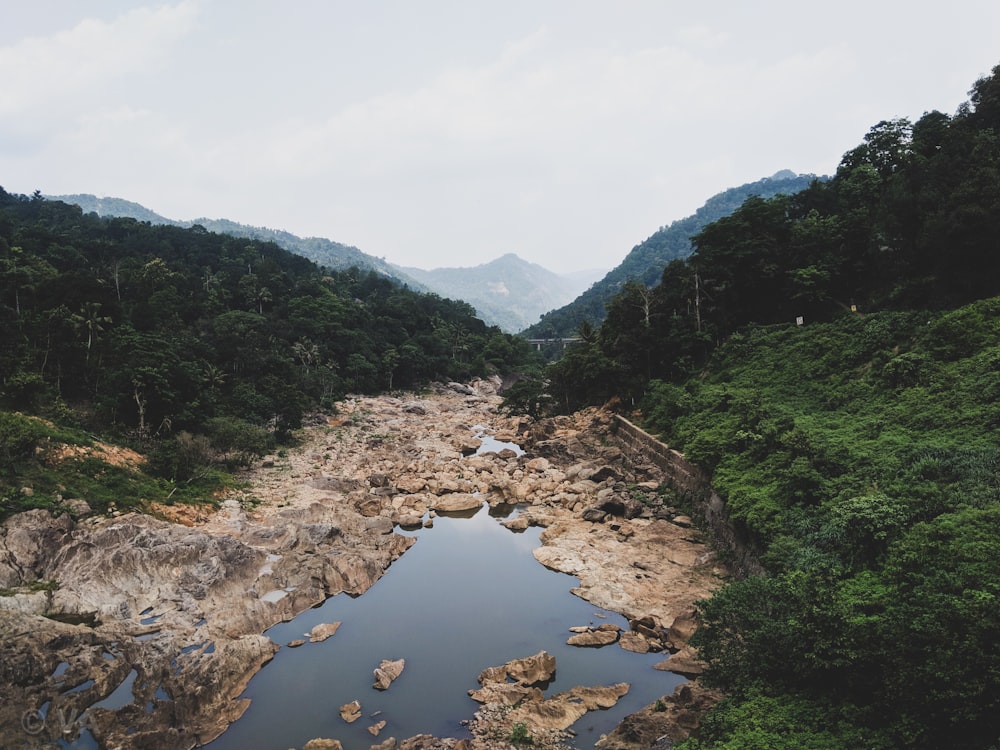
[396,254,603,333]
[523,170,824,339]
[47,194,600,332]
[47,193,420,287]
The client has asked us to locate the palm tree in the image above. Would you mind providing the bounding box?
[70,302,112,362]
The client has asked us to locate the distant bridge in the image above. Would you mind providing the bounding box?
[525,337,582,351]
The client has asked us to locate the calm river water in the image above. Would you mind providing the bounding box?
[206,503,684,749]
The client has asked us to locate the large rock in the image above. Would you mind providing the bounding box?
[508,683,631,732]
[594,682,724,750]
[428,493,483,513]
[308,621,342,643]
[667,608,700,644]
[567,624,620,647]
[373,658,405,690]
[468,682,543,706]
[303,740,344,750]
[618,631,651,653]
[339,699,362,723]
[477,650,556,687]
[653,644,705,676]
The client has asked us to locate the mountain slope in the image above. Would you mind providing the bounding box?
[396,253,597,333]
[523,170,822,338]
[48,194,600,329]
[48,193,428,291]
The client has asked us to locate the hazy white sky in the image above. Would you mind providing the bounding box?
[2,1,998,272]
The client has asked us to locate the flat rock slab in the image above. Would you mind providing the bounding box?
[618,631,651,653]
[477,650,557,687]
[508,682,631,732]
[429,493,483,512]
[653,644,706,676]
[308,621,342,642]
[567,629,620,647]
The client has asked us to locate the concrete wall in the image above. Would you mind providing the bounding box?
[611,415,765,578]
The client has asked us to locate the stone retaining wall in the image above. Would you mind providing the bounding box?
[611,415,765,578]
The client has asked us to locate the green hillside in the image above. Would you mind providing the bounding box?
[522,64,1000,748]
[0,191,539,517]
[523,170,820,340]
[48,192,428,290]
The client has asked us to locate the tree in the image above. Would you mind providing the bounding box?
[874,506,1000,749]
[70,301,112,363]
[500,378,552,419]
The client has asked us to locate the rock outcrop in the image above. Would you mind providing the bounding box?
[594,682,724,750]
[468,652,630,744]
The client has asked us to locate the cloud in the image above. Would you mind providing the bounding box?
[0,1,199,121]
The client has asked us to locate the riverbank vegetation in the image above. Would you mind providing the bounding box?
[519,65,1000,748]
[0,192,540,518]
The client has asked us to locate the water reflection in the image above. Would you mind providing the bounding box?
[207,505,682,749]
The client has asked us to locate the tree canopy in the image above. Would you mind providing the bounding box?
[0,191,540,515]
[516,63,1000,749]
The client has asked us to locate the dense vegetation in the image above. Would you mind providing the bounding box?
[0,192,539,516]
[522,170,818,341]
[515,66,1000,748]
[50,192,429,289]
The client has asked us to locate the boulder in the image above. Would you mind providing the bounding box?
[455,439,481,456]
[468,682,543,705]
[667,608,700,644]
[501,515,530,532]
[339,699,362,723]
[477,650,556,687]
[369,473,390,488]
[618,631,650,653]
[594,682,724,750]
[395,476,428,493]
[308,621,342,643]
[373,658,405,690]
[508,682,630,731]
[429,494,483,513]
[599,494,646,519]
[525,457,550,472]
[396,513,424,528]
[368,719,387,736]
[303,740,344,750]
[567,627,620,647]
[653,644,705,676]
[365,517,395,535]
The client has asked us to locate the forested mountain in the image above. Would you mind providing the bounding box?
[0,191,539,515]
[49,194,600,332]
[396,253,602,333]
[49,193,428,290]
[523,170,820,339]
[512,65,1000,749]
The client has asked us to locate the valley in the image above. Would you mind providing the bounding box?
[0,380,722,749]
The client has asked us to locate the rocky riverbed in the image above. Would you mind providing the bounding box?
[0,379,725,749]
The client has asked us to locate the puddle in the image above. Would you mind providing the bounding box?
[471,424,525,457]
[92,669,137,711]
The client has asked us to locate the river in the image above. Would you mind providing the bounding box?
[206,503,684,749]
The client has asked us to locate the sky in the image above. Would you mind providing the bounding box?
[2,2,999,273]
